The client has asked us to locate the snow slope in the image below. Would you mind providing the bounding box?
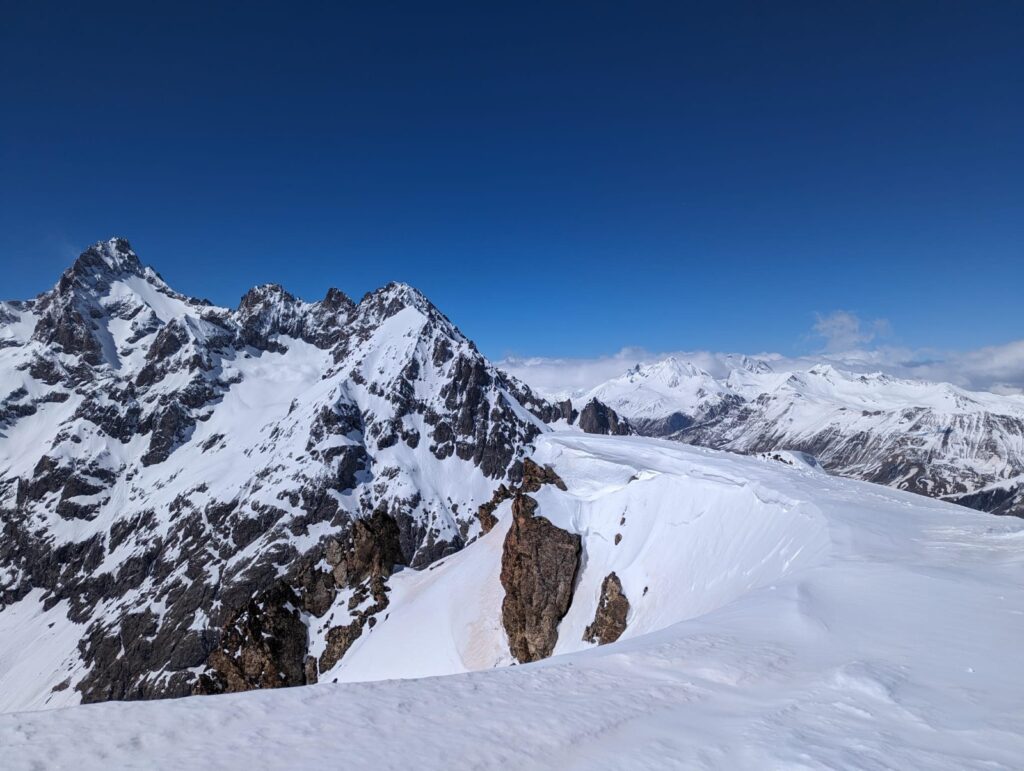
[4,432,1023,769]
[328,433,831,682]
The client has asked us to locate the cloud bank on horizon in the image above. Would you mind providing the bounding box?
[500,311,1024,399]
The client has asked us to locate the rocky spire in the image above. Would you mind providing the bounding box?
[69,237,144,278]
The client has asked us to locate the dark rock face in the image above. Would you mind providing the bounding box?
[313,510,405,674]
[583,572,630,645]
[476,484,512,535]
[295,564,337,617]
[430,354,543,479]
[327,509,406,589]
[196,582,310,694]
[347,510,405,583]
[500,491,581,663]
[196,510,408,690]
[319,622,364,672]
[949,483,1024,519]
[520,458,567,493]
[141,403,194,466]
[557,399,577,423]
[578,399,630,435]
[631,411,692,437]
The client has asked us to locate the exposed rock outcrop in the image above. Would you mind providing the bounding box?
[583,572,630,645]
[328,508,405,588]
[319,621,365,673]
[520,457,567,493]
[310,510,405,676]
[475,483,512,535]
[500,488,581,663]
[196,582,309,695]
[948,482,1024,519]
[557,399,577,423]
[577,399,630,435]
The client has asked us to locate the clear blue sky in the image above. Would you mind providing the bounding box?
[2,2,1021,359]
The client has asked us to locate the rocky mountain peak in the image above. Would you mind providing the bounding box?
[358,282,442,323]
[727,354,774,374]
[321,287,356,313]
[49,237,148,304]
[346,282,468,358]
[234,282,361,352]
[238,283,298,310]
[29,238,196,365]
[807,363,838,379]
[367,281,431,307]
[628,357,712,388]
[70,237,144,279]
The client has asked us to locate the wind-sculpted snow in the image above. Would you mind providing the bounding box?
[582,356,1024,517]
[0,238,627,710]
[4,433,1023,770]
[320,433,831,683]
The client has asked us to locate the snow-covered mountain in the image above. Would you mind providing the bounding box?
[5,432,1023,769]
[580,356,1024,517]
[0,238,625,710]
[3,238,1021,769]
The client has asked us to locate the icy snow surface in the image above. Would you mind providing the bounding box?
[4,433,1023,770]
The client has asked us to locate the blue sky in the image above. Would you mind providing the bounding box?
[1,2,1021,361]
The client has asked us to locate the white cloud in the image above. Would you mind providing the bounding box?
[811,311,891,353]
[900,340,1024,396]
[501,347,791,397]
[501,310,1024,399]
[500,339,1024,400]
[499,348,657,398]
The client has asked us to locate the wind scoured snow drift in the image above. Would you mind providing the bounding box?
[325,433,831,682]
[539,435,831,653]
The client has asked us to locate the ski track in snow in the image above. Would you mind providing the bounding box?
[3,433,1024,770]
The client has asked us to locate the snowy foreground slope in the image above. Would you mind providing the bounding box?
[6,433,1023,770]
[578,357,1024,517]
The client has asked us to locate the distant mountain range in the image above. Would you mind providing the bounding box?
[577,356,1024,517]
